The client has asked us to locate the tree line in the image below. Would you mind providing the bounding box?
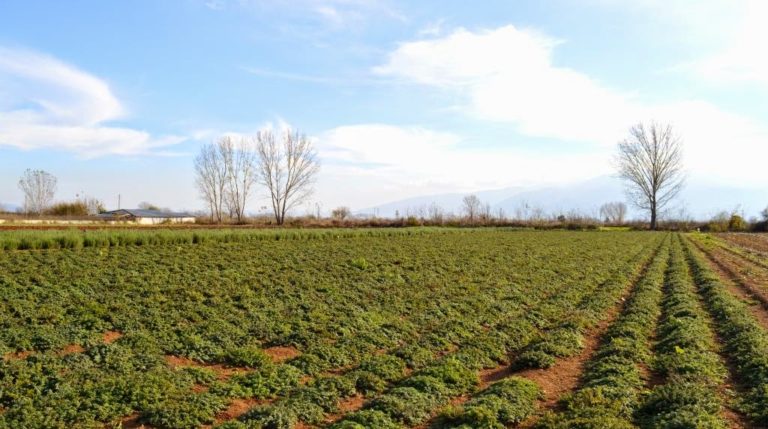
[5,121,766,230]
[194,128,320,225]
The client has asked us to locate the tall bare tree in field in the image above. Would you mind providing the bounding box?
[18,169,57,215]
[222,137,258,224]
[194,140,229,223]
[256,129,320,225]
[616,122,684,230]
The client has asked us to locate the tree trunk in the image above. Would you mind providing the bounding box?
[650,203,657,231]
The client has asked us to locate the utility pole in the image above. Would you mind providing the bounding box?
[118,194,121,210]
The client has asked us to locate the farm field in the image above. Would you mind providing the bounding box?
[2,229,768,428]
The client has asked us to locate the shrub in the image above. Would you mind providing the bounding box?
[371,387,440,425]
[728,214,748,231]
[329,410,401,429]
[220,345,270,368]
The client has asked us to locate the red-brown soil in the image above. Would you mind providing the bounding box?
[164,355,250,380]
[60,344,86,356]
[324,395,366,424]
[2,350,33,360]
[263,345,301,363]
[119,413,153,429]
[103,331,123,344]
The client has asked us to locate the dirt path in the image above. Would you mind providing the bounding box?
[515,294,630,428]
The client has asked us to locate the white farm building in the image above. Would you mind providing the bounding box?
[98,209,196,225]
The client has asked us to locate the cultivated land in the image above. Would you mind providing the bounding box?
[1,229,768,428]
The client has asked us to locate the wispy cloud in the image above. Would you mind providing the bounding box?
[0,46,185,157]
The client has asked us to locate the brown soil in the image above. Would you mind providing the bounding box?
[103,331,123,344]
[164,355,251,380]
[263,345,301,363]
[637,362,665,389]
[59,344,86,356]
[214,398,269,423]
[718,233,768,256]
[119,413,153,429]
[2,350,33,360]
[521,313,615,411]
[692,240,768,328]
[191,383,209,393]
[324,395,366,424]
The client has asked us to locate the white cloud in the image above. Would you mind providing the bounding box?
[682,0,768,85]
[375,26,638,144]
[0,47,184,157]
[374,25,768,185]
[314,124,611,209]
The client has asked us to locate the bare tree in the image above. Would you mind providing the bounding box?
[331,206,351,220]
[427,202,444,224]
[462,194,482,225]
[194,140,229,223]
[222,137,258,224]
[496,207,507,222]
[480,202,493,223]
[256,129,320,225]
[616,122,684,230]
[18,169,57,215]
[599,201,627,224]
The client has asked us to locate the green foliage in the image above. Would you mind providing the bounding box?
[728,214,748,231]
[636,237,726,427]
[437,377,541,428]
[684,234,768,425]
[0,230,662,428]
[534,236,670,428]
[220,345,271,368]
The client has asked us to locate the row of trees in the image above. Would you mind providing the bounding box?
[194,128,320,225]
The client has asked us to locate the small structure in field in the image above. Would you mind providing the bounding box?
[98,209,195,225]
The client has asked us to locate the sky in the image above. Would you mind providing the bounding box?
[0,0,766,215]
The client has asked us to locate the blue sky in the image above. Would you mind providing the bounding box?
[1,0,766,214]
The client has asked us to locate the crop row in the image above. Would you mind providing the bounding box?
[142,233,648,428]
[0,231,660,428]
[0,227,496,251]
[535,234,670,428]
[217,240,653,429]
[683,235,768,425]
[634,236,727,428]
[319,237,662,429]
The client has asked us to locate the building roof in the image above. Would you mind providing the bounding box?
[99,209,194,218]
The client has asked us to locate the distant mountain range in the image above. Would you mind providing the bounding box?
[362,176,768,221]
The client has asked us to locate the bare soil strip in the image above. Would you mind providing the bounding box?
[719,233,768,256]
[263,345,301,363]
[164,355,252,381]
[119,413,154,429]
[515,295,630,428]
[323,394,366,424]
[204,398,275,427]
[692,239,768,324]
